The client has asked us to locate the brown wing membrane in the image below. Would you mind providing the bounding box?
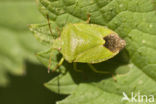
[104,34,126,52]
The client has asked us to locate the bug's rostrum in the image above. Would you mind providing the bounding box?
[103,34,126,52]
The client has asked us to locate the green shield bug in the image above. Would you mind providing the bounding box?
[46,14,126,74]
[30,0,126,74]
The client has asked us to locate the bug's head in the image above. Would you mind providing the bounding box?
[103,34,126,52]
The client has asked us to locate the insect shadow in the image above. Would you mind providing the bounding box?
[57,49,130,84]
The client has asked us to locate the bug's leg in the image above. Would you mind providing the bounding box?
[73,63,82,72]
[88,64,117,82]
[56,27,61,37]
[48,53,53,73]
[46,14,53,35]
[52,57,65,72]
[112,74,117,82]
[87,64,110,74]
[86,14,91,24]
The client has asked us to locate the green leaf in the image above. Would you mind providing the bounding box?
[44,72,77,94]
[29,23,59,46]
[57,84,126,104]
[31,0,156,103]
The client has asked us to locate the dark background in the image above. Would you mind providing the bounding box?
[0,62,65,104]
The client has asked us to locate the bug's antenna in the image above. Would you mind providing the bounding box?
[46,14,53,35]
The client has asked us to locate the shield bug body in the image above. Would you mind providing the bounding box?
[29,0,126,74]
[50,22,126,73]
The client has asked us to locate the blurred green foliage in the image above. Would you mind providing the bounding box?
[0,0,66,104]
[0,0,46,86]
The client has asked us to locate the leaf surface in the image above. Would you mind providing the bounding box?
[31,0,156,103]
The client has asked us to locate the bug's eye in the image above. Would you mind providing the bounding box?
[103,34,126,52]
